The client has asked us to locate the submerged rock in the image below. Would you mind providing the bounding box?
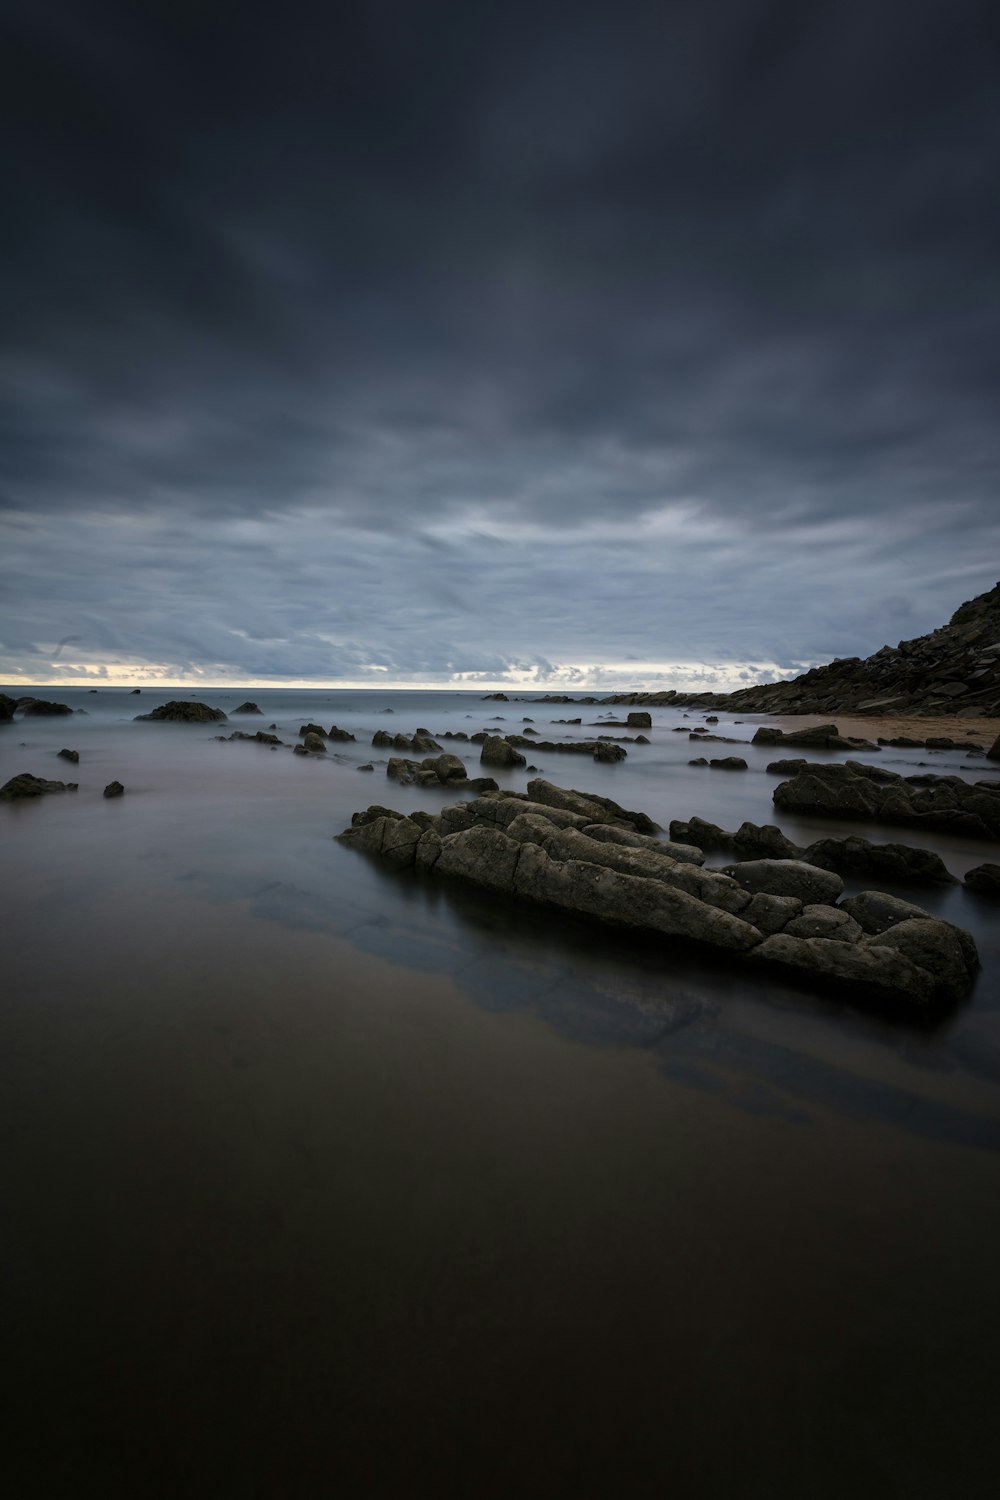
[57,748,80,763]
[964,863,1000,895]
[234,701,262,714]
[480,735,527,769]
[103,781,125,798]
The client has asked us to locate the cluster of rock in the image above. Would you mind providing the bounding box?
[372,727,441,754]
[668,815,957,886]
[771,761,1000,839]
[335,780,979,1009]
[0,771,125,800]
[601,581,1000,718]
[135,701,227,723]
[218,729,283,747]
[385,753,499,792]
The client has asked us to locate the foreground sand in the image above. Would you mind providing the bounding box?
[742,710,999,745]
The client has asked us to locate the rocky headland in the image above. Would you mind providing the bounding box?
[601,581,1000,718]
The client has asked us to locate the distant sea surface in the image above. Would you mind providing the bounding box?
[3,686,1000,1495]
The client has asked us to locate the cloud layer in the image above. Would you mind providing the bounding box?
[3,0,999,686]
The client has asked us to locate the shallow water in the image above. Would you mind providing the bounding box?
[3,687,1000,1494]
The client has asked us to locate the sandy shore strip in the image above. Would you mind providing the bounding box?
[739,711,999,744]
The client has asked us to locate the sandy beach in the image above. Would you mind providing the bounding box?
[747,710,999,745]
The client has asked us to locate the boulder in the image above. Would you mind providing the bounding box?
[750,933,936,1006]
[594,741,627,763]
[328,725,356,742]
[135,701,227,723]
[626,711,652,728]
[57,748,80,763]
[103,781,125,798]
[709,756,747,770]
[234,701,262,714]
[964,864,1000,895]
[732,823,801,860]
[480,735,527,769]
[302,732,327,753]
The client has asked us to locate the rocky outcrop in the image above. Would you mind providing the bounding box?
[669,815,957,885]
[772,761,1000,839]
[20,699,73,717]
[135,701,227,723]
[0,692,17,723]
[336,784,979,1009]
[234,701,262,714]
[601,581,1000,718]
[385,753,498,792]
[503,734,630,762]
[481,692,509,701]
[1,773,77,799]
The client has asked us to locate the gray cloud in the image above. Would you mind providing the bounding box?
[2,0,999,685]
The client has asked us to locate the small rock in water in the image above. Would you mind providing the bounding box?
[58,748,79,763]
[103,781,125,798]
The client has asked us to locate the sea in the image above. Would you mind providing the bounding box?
[3,686,1000,1496]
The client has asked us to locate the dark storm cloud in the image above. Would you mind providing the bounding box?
[2,0,999,683]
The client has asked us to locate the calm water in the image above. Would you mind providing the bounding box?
[3,687,1000,1495]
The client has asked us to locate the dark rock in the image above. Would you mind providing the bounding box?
[130,688,141,694]
[234,701,262,714]
[988,732,1000,762]
[480,735,527,769]
[773,761,1000,839]
[1,772,72,799]
[964,863,1000,895]
[103,781,125,798]
[689,757,708,766]
[801,835,956,885]
[135,700,227,723]
[328,725,356,742]
[709,756,747,770]
[357,763,375,772]
[733,823,801,860]
[21,699,73,717]
[300,723,327,737]
[626,711,652,728]
[481,692,509,701]
[302,732,327,753]
[594,741,626,763]
[57,748,79,763]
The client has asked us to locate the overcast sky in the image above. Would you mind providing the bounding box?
[2,0,999,689]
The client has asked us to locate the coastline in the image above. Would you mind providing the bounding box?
[743,709,999,745]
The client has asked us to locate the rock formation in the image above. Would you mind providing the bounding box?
[668,816,957,884]
[335,781,978,1009]
[135,701,227,723]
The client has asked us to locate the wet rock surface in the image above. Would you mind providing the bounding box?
[335,780,979,1009]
